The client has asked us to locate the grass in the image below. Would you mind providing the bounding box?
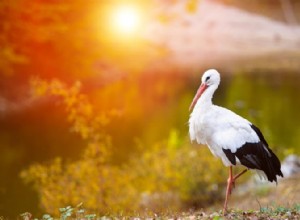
[17,204,300,220]
[14,174,300,219]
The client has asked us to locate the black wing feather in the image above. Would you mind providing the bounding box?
[222,124,283,183]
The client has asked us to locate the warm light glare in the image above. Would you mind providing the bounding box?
[112,6,141,34]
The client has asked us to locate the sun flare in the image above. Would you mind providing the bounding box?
[112,6,141,34]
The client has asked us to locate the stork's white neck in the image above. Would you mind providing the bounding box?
[193,84,218,112]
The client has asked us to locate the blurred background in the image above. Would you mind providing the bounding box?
[1,0,300,218]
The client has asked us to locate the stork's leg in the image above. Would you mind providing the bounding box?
[223,167,248,214]
[223,166,233,214]
[230,168,248,190]
[233,169,248,181]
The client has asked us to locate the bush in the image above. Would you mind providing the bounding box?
[21,78,228,215]
[21,130,227,215]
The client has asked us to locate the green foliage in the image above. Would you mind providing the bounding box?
[295,204,300,212]
[258,204,300,219]
[212,216,223,220]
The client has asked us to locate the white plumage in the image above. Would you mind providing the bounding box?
[190,104,260,166]
[188,69,283,214]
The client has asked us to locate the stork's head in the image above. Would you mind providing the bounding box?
[189,69,221,111]
[201,69,221,87]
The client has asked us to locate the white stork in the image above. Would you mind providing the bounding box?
[189,69,283,214]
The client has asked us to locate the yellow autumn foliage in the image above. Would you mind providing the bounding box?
[21,78,228,215]
[21,133,227,215]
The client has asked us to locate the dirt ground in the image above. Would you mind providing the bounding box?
[212,173,300,211]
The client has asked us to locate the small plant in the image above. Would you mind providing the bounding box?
[294,204,300,212]
[274,206,288,214]
[18,203,300,220]
[42,214,53,220]
[20,212,33,220]
[20,204,98,220]
[85,214,97,220]
[59,206,74,220]
[260,206,271,213]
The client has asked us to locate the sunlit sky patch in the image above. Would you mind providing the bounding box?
[111,5,141,35]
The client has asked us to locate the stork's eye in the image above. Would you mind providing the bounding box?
[205,76,210,82]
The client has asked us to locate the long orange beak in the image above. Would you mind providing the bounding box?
[189,83,208,111]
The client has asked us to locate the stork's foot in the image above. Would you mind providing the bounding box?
[223,204,233,215]
[223,206,228,215]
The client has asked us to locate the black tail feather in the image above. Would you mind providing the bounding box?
[250,124,283,182]
[223,142,283,182]
[262,146,284,182]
